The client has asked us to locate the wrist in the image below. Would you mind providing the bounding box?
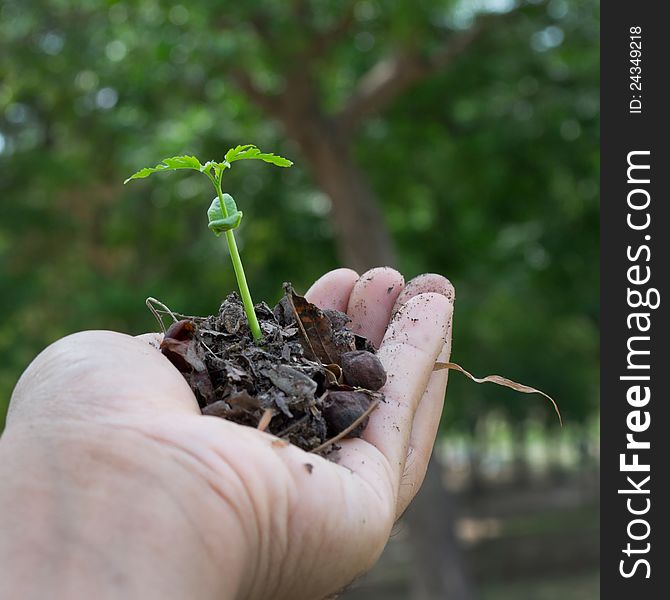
[0,422,249,600]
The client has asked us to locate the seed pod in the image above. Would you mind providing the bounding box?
[341,350,386,391]
[322,390,373,438]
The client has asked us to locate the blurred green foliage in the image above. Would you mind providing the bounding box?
[0,0,598,431]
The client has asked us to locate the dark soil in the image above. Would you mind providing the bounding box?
[158,284,385,452]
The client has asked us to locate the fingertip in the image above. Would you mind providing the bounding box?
[393,274,455,318]
[389,292,453,340]
[305,268,360,312]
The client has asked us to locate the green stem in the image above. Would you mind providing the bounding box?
[213,176,262,342]
[225,229,262,341]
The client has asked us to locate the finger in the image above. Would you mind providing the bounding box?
[392,273,455,318]
[7,330,199,428]
[393,275,455,516]
[305,268,359,312]
[360,292,452,492]
[346,267,405,348]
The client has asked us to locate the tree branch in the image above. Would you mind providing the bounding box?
[228,69,284,119]
[337,13,500,132]
[308,6,356,60]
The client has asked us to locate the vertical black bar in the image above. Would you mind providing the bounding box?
[601,3,669,597]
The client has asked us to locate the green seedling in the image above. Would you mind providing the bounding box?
[125,144,293,341]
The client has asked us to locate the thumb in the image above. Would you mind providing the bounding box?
[7,330,198,429]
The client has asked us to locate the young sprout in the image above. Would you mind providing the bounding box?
[124,144,293,341]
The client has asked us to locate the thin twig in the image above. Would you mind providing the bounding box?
[257,408,275,432]
[311,397,380,455]
[146,297,204,323]
[200,339,220,359]
[145,297,178,333]
[274,414,311,439]
[336,8,523,132]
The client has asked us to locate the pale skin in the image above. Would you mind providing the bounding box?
[0,267,454,600]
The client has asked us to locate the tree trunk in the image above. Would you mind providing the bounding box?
[405,455,474,600]
[287,118,396,272]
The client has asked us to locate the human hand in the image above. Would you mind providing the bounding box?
[0,267,454,600]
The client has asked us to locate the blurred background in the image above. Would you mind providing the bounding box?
[0,1,599,598]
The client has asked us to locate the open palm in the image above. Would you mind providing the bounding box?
[3,267,454,600]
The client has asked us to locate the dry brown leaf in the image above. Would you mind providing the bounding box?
[290,292,336,363]
[283,286,354,364]
[434,362,562,426]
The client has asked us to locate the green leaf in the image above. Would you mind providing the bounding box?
[207,194,243,236]
[124,155,208,183]
[224,144,293,168]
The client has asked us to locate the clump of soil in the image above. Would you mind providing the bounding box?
[157,284,385,452]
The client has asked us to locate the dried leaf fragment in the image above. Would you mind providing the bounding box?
[283,284,355,364]
[434,362,562,426]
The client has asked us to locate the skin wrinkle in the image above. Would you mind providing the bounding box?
[278,443,391,600]
[209,445,266,597]
[185,426,298,599]
[3,429,205,599]
[82,481,195,598]
[126,439,225,567]
[322,474,379,597]
[272,500,292,598]
[13,426,156,592]
[337,441,395,509]
[266,450,308,597]
[401,445,417,481]
[259,462,324,600]
[99,419,256,594]
[306,479,345,598]
[296,459,344,596]
[107,428,241,578]
[340,443,396,528]
[246,452,295,599]
[57,530,130,598]
[197,424,302,599]
[226,430,394,599]
[48,449,129,597]
[271,448,309,598]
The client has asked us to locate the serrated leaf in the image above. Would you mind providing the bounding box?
[224,144,293,168]
[124,155,205,183]
[224,145,255,162]
[207,195,243,236]
[161,156,203,170]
